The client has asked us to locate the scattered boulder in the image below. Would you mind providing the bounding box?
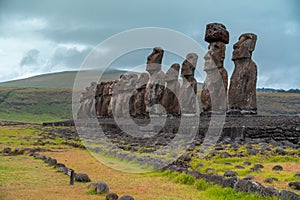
[119,195,134,200]
[3,147,11,154]
[250,167,261,172]
[275,147,286,155]
[197,163,204,168]
[75,173,91,182]
[235,165,245,169]
[264,177,278,183]
[254,164,264,169]
[34,154,45,160]
[272,165,283,171]
[89,181,109,193]
[224,170,238,177]
[289,182,300,190]
[243,161,251,166]
[58,167,68,174]
[106,193,119,200]
[205,168,216,175]
[220,152,231,158]
[56,163,66,168]
[294,173,300,178]
[224,162,232,166]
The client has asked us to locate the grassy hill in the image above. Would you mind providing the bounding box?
[0,70,126,89]
[0,86,298,123]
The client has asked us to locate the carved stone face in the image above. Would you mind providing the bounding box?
[146,47,164,72]
[232,33,257,60]
[166,63,180,81]
[204,51,217,71]
[208,42,226,68]
[136,73,149,89]
[181,53,198,76]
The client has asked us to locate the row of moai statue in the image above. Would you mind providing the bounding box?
[77,22,258,119]
[201,23,257,115]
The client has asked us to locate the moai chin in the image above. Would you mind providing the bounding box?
[201,23,229,115]
[180,53,198,115]
[145,47,166,115]
[133,73,149,117]
[162,63,180,115]
[228,33,258,115]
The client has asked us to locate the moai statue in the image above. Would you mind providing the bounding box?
[114,74,126,117]
[161,63,180,115]
[95,82,105,117]
[201,23,229,114]
[101,81,112,117]
[228,33,258,115]
[145,47,166,115]
[77,82,97,118]
[108,80,118,117]
[122,73,138,116]
[179,53,198,115]
[133,73,149,117]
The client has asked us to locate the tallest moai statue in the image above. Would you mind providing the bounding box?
[201,23,229,114]
[228,33,258,115]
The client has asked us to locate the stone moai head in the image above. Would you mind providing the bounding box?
[109,80,118,95]
[146,47,164,74]
[136,73,149,89]
[232,33,257,60]
[208,42,226,68]
[123,73,138,91]
[181,53,198,77]
[166,63,180,81]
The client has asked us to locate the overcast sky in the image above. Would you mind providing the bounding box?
[0,0,299,89]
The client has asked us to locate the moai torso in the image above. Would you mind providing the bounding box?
[133,73,149,117]
[228,33,258,114]
[108,80,118,117]
[101,81,112,117]
[161,63,180,115]
[179,53,198,114]
[95,82,105,117]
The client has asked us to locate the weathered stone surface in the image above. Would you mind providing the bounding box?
[180,53,198,114]
[133,73,149,117]
[224,170,238,177]
[75,173,91,182]
[264,177,278,183]
[77,82,97,118]
[145,48,166,115]
[228,33,258,114]
[279,190,300,200]
[205,23,229,44]
[289,182,300,190]
[108,80,118,117]
[95,82,105,117]
[272,165,283,171]
[161,64,180,115]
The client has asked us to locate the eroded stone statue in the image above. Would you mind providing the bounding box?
[77,82,97,118]
[179,53,198,114]
[161,63,180,115]
[133,73,149,117]
[145,47,166,115]
[228,33,258,114]
[201,23,229,114]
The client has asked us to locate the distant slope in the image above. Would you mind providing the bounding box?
[0,70,126,89]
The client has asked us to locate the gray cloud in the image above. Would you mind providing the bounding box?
[0,0,299,89]
[20,49,40,67]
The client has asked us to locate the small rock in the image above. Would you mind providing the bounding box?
[48,158,57,166]
[264,177,278,183]
[243,175,254,180]
[197,163,204,168]
[254,164,264,169]
[276,147,286,155]
[235,165,245,169]
[248,149,258,155]
[272,165,283,171]
[206,168,216,174]
[3,147,11,154]
[224,162,232,166]
[89,182,109,193]
[294,173,300,178]
[58,167,68,174]
[56,163,65,168]
[224,170,238,177]
[250,167,261,172]
[289,182,300,190]
[220,152,231,158]
[119,195,135,200]
[106,193,118,200]
[243,161,251,165]
[75,173,91,182]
